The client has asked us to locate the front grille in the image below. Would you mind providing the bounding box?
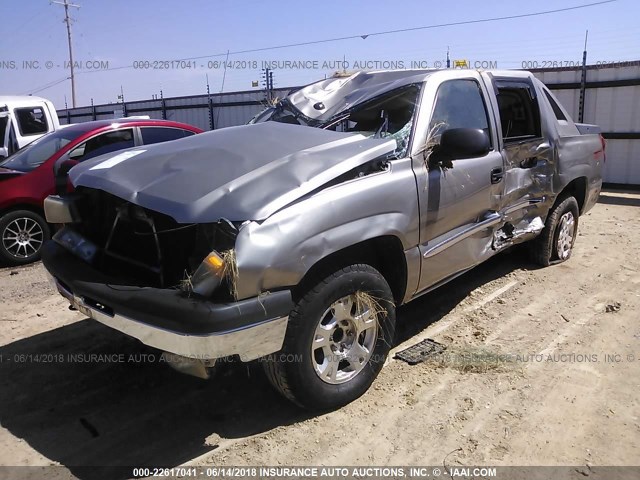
[73,188,222,289]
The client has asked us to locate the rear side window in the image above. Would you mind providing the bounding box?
[543,89,567,121]
[69,129,135,161]
[140,127,195,145]
[15,107,49,136]
[496,83,541,142]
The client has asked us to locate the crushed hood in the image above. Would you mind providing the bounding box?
[70,121,396,223]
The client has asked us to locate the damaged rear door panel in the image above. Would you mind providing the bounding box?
[492,77,554,232]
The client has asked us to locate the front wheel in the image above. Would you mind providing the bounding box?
[0,210,50,266]
[529,196,579,266]
[263,264,396,410]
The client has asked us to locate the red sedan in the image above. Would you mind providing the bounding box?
[0,118,202,265]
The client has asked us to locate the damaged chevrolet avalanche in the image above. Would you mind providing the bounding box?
[42,70,604,410]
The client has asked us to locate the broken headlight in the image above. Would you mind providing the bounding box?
[184,250,226,297]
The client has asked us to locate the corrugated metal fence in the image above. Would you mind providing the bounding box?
[57,87,294,131]
[532,64,640,186]
[58,64,640,185]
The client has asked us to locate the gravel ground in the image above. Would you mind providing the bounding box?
[0,190,638,479]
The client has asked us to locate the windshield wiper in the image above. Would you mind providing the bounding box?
[320,113,351,130]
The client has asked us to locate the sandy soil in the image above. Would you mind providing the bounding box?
[0,190,638,479]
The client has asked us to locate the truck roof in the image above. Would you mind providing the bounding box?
[286,69,535,123]
[0,95,53,108]
[329,68,534,82]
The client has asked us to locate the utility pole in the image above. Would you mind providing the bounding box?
[262,68,274,103]
[160,89,166,120]
[578,30,589,123]
[52,0,80,107]
[64,95,70,123]
[269,70,274,100]
[118,85,127,117]
[206,74,214,130]
[446,46,451,69]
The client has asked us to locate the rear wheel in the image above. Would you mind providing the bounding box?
[263,264,396,410]
[0,210,50,266]
[529,196,579,266]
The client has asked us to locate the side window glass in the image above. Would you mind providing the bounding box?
[140,127,190,145]
[428,80,491,143]
[543,89,567,121]
[15,107,49,136]
[496,84,541,142]
[69,129,134,161]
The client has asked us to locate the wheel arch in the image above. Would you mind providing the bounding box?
[292,235,408,305]
[0,203,47,219]
[557,176,587,214]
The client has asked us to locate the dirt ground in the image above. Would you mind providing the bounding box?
[0,190,638,479]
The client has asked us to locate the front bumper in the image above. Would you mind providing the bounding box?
[42,241,292,361]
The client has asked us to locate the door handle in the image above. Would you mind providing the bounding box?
[520,157,539,168]
[535,142,551,154]
[521,142,551,168]
[490,167,503,184]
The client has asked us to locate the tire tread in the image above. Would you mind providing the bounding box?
[529,195,578,266]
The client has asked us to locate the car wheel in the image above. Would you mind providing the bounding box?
[263,264,396,410]
[0,210,50,266]
[529,196,579,266]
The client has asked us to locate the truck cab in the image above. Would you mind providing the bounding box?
[0,96,60,160]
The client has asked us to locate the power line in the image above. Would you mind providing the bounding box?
[6,9,47,38]
[23,76,71,95]
[173,0,618,61]
[77,0,617,75]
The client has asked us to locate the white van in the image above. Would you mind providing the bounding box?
[0,96,60,160]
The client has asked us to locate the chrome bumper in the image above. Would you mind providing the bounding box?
[48,273,288,361]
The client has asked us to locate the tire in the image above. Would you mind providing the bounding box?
[529,196,579,266]
[0,210,50,266]
[263,264,396,410]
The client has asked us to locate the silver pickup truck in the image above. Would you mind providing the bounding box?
[42,69,604,410]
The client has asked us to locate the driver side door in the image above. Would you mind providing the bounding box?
[414,77,504,292]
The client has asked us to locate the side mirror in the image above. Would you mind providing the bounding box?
[436,128,490,160]
[57,159,79,177]
[54,159,79,195]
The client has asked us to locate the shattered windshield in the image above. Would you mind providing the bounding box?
[259,71,428,157]
[286,70,430,123]
[248,107,275,124]
[251,102,309,126]
[323,84,421,158]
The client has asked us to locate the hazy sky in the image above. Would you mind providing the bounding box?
[0,0,638,109]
